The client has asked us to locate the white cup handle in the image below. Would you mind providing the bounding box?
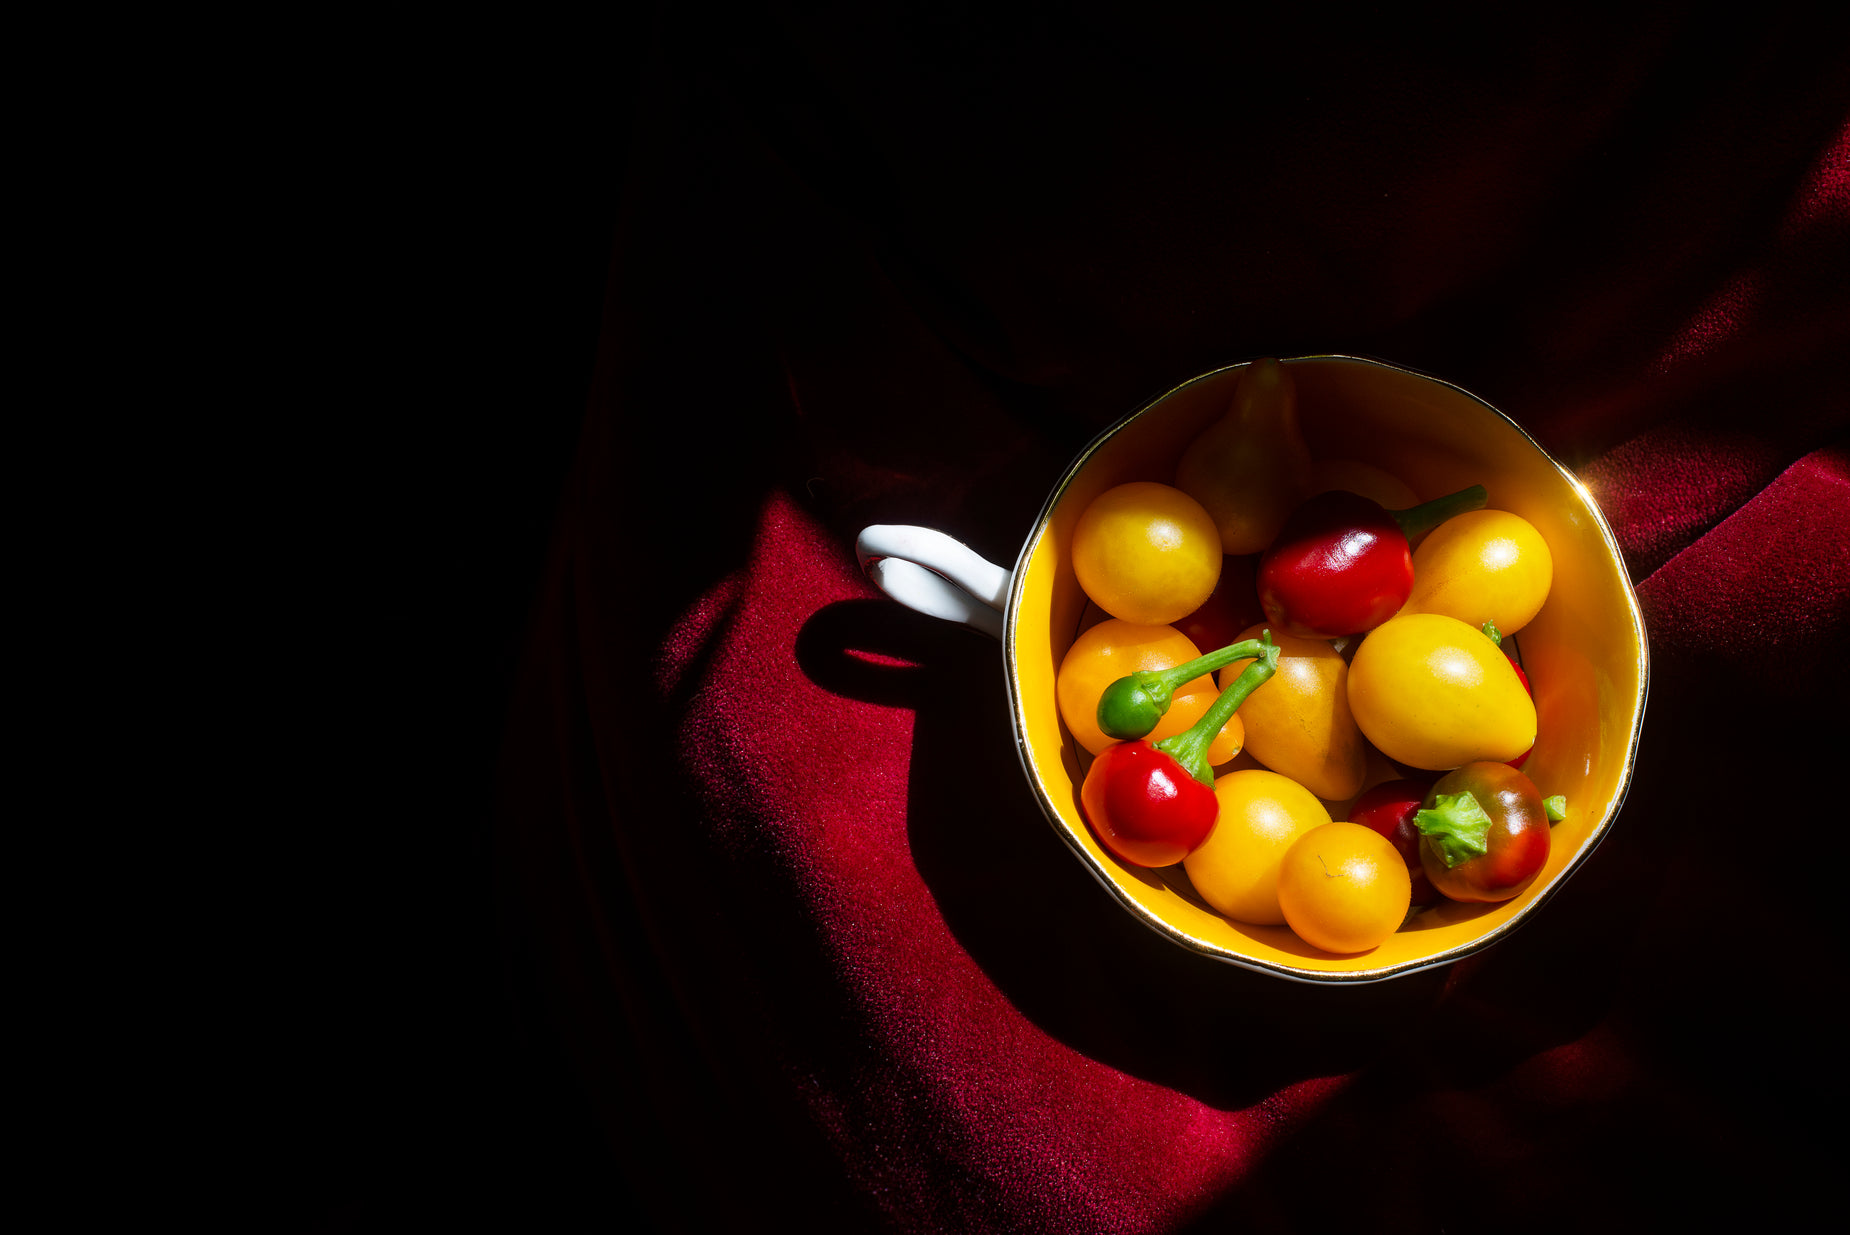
[855,525,1012,640]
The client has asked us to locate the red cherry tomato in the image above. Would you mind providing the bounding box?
[1417,762,1551,903]
[1079,740,1219,868]
[1257,491,1411,639]
[1347,779,1441,907]
[1504,647,1533,769]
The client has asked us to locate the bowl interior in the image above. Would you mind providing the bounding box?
[1004,356,1648,982]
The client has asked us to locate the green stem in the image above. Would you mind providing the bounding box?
[1154,630,1280,785]
[1096,637,1270,740]
[1390,484,1487,542]
[1415,791,1493,869]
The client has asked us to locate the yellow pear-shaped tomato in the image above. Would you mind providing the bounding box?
[1347,613,1536,770]
[1174,358,1313,554]
[1182,769,1330,926]
[1055,620,1244,763]
[1071,482,1222,625]
[1218,624,1365,802]
[1402,508,1553,635]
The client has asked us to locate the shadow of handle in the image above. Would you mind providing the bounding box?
[855,525,1012,640]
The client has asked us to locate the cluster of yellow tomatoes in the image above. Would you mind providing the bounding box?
[1056,379,1556,955]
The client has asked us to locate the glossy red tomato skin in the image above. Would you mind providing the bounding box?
[1079,741,1218,867]
[1418,762,1551,903]
[1505,650,1533,769]
[1348,779,1441,906]
[1258,491,1412,639]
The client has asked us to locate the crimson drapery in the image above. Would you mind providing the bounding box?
[497,7,1848,1231]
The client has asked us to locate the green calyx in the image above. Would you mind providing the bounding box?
[1415,790,1494,869]
[1096,636,1272,741]
[1481,620,1502,647]
[1153,630,1280,786]
[1390,484,1487,543]
[1544,795,1567,822]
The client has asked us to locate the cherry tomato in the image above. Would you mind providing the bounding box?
[1258,485,1484,640]
[1278,822,1412,953]
[1347,779,1441,906]
[1402,509,1553,636]
[1055,620,1243,762]
[1347,613,1536,769]
[1079,740,1218,867]
[1219,623,1365,802]
[1072,482,1223,625]
[1417,762,1552,903]
[1182,769,1330,926]
[1503,645,1533,769]
[1258,490,1415,639]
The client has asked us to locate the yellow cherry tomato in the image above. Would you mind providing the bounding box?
[1347,612,1536,769]
[1055,620,1244,762]
[1219,623,1365,802]
[1402,508,1553,635]
[1277,822,1411,953]
[1071,482,1222,625]
[1182,769,1330,926]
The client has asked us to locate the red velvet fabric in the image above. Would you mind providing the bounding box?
[498,7,1849,1231]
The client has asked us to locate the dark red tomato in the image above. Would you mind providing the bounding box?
[1079,740,1219,868]
[1175,554,1265,656]
[1417,762,1551,903]
[1348,779,1441,906]
[1257,491,1412,639]
[1504,648,1533,769]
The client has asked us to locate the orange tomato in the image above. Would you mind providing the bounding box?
[1219,623,1366,802]
[1181,769,1329,926]
[1072,482,1222,625]
[1402,509,1553,635]
[1277,822,1411,953]
[1056,620,1244,763]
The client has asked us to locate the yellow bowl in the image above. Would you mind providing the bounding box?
[1001,356,1648,982]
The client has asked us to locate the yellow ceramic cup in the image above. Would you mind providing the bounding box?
[857,355,1648,983]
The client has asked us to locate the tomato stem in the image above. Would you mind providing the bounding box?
[1390,485,1487,543]
[1096,637,1270,740]
[1154,630,1280,785]
[1415,790,1493,868]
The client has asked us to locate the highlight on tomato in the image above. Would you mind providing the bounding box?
[1346,612,1535,770]
[1402,508,1554,636]
[1071,482,1222,626]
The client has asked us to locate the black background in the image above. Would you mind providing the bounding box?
[269,21,643,1232]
